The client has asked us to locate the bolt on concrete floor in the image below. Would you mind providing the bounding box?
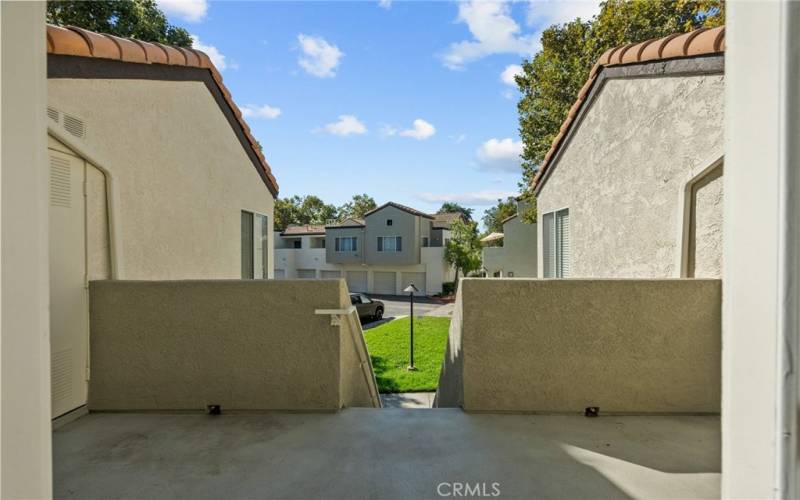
[53,410,720,500]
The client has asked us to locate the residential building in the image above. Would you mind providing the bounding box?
[44,24,278,420]
[480,199,538,277]
[275,202,457,295]
[533,27,724,280]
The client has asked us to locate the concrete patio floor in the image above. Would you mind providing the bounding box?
[53,410,720,500]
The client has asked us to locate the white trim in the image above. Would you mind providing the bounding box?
[675,153,724,277]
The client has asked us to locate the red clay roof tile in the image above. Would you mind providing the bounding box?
[46,24,279,195]
[532,26,724,192]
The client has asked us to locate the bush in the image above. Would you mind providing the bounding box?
[442,282,455,296]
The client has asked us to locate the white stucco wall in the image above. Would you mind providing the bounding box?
[690,165,723,278]
[48,78,275,280]
[537,73,724,278]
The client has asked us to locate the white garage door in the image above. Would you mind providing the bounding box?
[401,272,427,296]
[372,271,396,295]
[346,271,368,293]
[320,270,342,279]
[297,269,316,278]
[274,269,285,279]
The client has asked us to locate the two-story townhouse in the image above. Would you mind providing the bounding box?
[275,202,457,295]
[481,199,538,278]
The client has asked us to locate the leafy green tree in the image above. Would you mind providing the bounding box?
[46,0,192,47]
[337,194,377,220]
[517,0,724,187]
[437,202,473,222]
[274,195,338,231]
[482,197,518,234]
[444,219,482,291]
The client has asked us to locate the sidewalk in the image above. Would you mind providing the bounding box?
[380,392,435,408]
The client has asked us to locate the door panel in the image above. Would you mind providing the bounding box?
[372,271,396,295]
[49,149,89,418]
[401,272,426,296]
[346,271,367,293]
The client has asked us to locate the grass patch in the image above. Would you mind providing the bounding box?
[363,316,450,393]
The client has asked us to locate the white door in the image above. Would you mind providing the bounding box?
[48,149,89,418]
[346,271,368,293]
[297,269,316,278]
[372,271,396,295]
[320,270,341,279]
[401,272,426,296]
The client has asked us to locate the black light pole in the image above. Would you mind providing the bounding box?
[403,283,419,371]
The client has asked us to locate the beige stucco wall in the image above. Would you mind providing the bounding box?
[437,278,721,413]
[1,2,53,497]
[364,206,420,266]
[483,218,538,278]
[88,279,378,410]
[690,165,723,278]
[537,74,724,278]
[48,78,274,280]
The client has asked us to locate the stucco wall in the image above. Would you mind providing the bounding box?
[483,219,538,278]
[690,165,723,277]
[436,278,721,413]
[326,226,365,264]
[365,206,420,266]
[88,280,378,410]
[47,79,274,280]
[537,74,724,278]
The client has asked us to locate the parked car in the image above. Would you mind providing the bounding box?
[350,293,384,321]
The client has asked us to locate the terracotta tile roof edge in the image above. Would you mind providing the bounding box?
[532,25,724,192]
[46,24,279,195]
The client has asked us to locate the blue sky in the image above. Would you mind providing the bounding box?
[157,0,600,220]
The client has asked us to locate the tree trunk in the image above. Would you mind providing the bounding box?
[454,267,461,294]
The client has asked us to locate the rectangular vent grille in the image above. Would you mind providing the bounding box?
[49,156,71,208]
[51,349,74,406]
[47,107,60,124]
[63,113,86,139]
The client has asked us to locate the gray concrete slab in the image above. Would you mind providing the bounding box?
[380,392,435,408]
[54,411,719,500]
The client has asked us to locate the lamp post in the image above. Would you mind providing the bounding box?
[403,283,419,371]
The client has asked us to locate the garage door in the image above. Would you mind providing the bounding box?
[297,269,316,278]
[372,271,396,295]
[320,270,341,279]
[401,272,426,296]
[346,271,368,293]
[274,269,285,279]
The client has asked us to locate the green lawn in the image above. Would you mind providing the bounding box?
[363,316,450,393]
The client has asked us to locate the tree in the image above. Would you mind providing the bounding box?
[444,219,482,292]
[46,0,192,47]
[516,0,724,187]
[337,194,377,220]
[437,202,474,222]
[482,197,518,234]
[274,195,338,231]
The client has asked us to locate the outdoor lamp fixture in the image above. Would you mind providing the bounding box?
[403,283,419,371]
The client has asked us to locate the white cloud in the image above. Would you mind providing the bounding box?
[399,119,436,140]
[417,190,517,206]
[157,0,208,22]
[477,138,524,171]
[191,35,226,70]
[322,115,367,136]
[297,34,344,78]
[442,1,538,70]
[378,0,392,9]
[526,0,601,27]
[241,104,282,120]
[501,64,523,86]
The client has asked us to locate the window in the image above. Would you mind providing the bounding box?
[422,236,429,247]
[542,208,570,278]
[377,236,402,252]
[293,239,302,249]
[241,211,268,279]
[335,236,357,252]
[387,219,393,226]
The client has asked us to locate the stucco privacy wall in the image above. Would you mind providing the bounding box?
[436,278,721,413]
[88,280,378,410]
[690,165,723,277]
[48,79,274,279]
[537,74,724,278]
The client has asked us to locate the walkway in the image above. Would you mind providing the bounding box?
[54,410,720,499]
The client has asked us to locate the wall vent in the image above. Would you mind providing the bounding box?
[47,107,60,124]
[63,113,86,139]
[49,156,71,208]
[51,349,74,407]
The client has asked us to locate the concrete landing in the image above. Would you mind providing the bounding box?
[53,411,720,500]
